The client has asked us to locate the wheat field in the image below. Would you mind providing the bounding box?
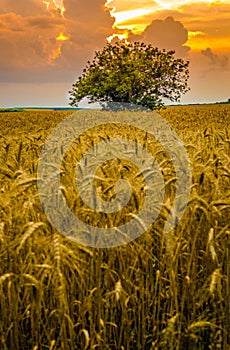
[0,105,229,349]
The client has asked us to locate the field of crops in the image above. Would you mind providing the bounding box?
[0,104,229,349]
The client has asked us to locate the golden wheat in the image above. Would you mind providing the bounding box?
[0,105,229,349]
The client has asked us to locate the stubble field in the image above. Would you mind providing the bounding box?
[0,104,229,349]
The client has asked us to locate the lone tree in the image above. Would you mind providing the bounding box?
[69,41,190,110]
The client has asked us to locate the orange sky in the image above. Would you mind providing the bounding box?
[108,0,230,51]
[0,0,229,106]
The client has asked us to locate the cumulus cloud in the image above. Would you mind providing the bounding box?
[0,0,45,16]
[126,16,190,57]
[0,0,114,83]
[143,17,190,56]
[201,48,229,70]
[110,2,230,53]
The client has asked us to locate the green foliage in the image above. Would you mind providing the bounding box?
[69,41,190,110]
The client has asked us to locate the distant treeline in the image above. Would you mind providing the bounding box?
[216,100,230,104]
[0,108,25,112]
[1,103,229,113]
[0,107,87,112]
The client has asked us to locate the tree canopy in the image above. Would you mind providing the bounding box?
[69,41,190,110]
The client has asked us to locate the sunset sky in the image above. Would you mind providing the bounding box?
[0,0,229,107]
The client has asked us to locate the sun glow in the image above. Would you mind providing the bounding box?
[105,0,230,50]
[188,31,206,38]
[111,0,221,30]
[49,47,61,63]
[56,32,69,41]
[187,36,230,51]
[105,0,116,14]
[53,0,66,17]
[114,8,155,24]
[43,1,50,10]
[42,0,66,17]
[49,31,69,63]
[42,0,68,63]
[107,32,129,43]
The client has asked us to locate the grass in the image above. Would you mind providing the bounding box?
[0,105,229,349]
